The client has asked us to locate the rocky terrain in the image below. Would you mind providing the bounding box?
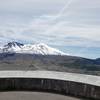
[0,53,100,75]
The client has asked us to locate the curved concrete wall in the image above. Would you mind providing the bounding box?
[0,71,100,99]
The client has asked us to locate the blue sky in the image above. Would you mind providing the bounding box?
[0,0,100,58]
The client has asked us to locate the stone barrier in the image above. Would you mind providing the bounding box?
[0,71,100,99]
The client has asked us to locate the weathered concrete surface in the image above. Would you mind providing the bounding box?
[0,92,82,100]
[0,71,100,99]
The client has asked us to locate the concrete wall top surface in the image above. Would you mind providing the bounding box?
[0,70,99,86]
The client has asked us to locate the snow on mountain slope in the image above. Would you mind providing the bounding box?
[2,42,24,53]
[0,42,67,55]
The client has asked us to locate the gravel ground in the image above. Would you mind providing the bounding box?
[0,92,84,100]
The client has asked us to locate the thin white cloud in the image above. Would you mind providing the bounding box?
[0,15,100,48]
[0,0,100,48]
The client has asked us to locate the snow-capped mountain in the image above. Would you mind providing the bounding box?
[3,42,24,52]
[0,42,66,55]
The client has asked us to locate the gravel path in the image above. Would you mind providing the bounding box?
[0,92,84,100]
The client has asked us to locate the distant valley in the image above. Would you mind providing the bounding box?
[0,53,100,76]
[0,42,100,76]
